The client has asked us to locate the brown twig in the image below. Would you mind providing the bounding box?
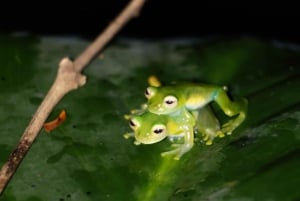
[0,0,146,195]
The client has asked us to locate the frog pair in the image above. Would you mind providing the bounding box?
[124,76,248,160]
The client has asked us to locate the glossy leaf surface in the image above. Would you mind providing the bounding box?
[0,35,299,201]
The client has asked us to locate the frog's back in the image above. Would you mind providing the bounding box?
[175,83,222,110]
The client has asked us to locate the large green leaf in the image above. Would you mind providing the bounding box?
[0,34,299,201]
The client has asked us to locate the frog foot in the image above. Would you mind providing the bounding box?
[123,132,134,139]
[202,130,224,145]
[125,104,148,119]
[124,114,131,120]
[220,97,247,135]
[205,139,213,146]
[221,114,245,135]
[221,120,235,135]
[161,147,182,160]
[161,144,193,160]
[217,130,225,138]
[202,134,212,145]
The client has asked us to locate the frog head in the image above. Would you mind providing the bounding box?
[128,112,168,144]
[145,86,185,115]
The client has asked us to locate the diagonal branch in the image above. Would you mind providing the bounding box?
[74,0,145,72]
[0,0,146,195]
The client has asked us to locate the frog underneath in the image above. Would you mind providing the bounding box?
[124,106,223,160]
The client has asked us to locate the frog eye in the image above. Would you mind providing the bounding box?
[152,124,166,135]
[163,95,178,108]
[129,119,139,129]
[145,87,154,99]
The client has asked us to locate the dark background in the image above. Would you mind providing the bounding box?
[0,1,299,42]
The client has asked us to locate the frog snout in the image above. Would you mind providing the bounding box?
[135,133,151,144]
[157,106,165,113]
[149,104,165,114]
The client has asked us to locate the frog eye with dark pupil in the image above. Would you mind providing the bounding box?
[152,124,166,135]
[165,100,174,104]
[154,128,164,134]
[163,95,178,108]
[129,120,136,127]
[145,89,150,96]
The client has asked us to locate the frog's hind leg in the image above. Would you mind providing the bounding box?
[213,88,248,135]
[196,106,225,145]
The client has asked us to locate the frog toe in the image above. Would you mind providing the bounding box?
[123,133,134,139]
[205,140,213,145]
[173,155,181,160]
[161,144,193,160]
[161,149,180,157]
[217,130,225,138]
[170,144,182,148]
[134,141,141,145]
[221,120,236,134]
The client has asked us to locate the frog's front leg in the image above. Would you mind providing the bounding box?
[212,88,248,135]
[123,132,134,139]
[124,104,148,120]
[161,127,194,160]
[161,144,182,158]
[161,143,192,160]
[123,132,141,145]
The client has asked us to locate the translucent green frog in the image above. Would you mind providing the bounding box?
[124,106,223,160]
[145,81,248,135]
[124,108,195,160]
[124,76,247,159]
[124,98,224,160]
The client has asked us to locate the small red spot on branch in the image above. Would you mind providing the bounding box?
[43,110,67,133]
